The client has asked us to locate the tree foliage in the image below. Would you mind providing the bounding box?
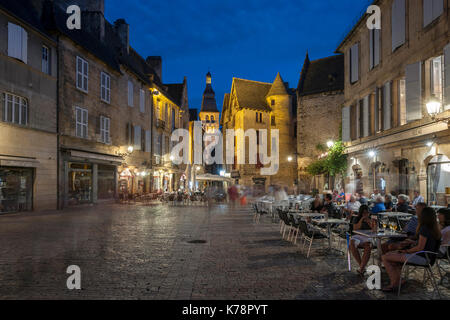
[306,140,347,177]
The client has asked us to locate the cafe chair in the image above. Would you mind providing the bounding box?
[398,250,442,298]
[436,244,450,285]
[298,220,327,258]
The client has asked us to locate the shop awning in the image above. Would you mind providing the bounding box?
[69,150,124,164]
[196,174,233,182]
[0,156,40,168]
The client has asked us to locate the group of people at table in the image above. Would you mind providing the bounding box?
[308,191,450,292]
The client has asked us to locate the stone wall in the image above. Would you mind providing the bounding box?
[297,91,344,193]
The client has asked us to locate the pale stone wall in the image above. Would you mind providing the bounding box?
[0,124,57,211]
[338,0,450,200]
[297,91,344,193]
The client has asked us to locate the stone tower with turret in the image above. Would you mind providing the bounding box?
[266,73,296,188]
[199,72,220,133]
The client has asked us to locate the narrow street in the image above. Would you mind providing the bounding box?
[0,204,447,300]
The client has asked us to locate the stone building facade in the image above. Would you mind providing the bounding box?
[296,54,345,193]
[221,74,297,194]
[337,0,450,205]
[0,1,58,212]
[50,1,155,207]
[151,72,189,193]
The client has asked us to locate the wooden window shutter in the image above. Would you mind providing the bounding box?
[383,82,392,130]
[363,96,369,137]
[392,0,406,52]
[342,106,351,142]
[405,62,422,121]
[444,43,450,110]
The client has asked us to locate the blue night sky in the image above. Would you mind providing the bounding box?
[105,0,371,112]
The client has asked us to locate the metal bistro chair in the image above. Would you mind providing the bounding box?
[398,245,442,298]
[286,213,300,243]
[277,208,285,235]
[280,211,292,240]
[253,203,262,223]
[436,243,450,285]
[298,220,327,258]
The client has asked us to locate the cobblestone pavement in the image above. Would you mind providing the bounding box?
[0,203,448,300]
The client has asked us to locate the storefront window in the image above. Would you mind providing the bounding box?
[0,167,33,213]
[98,165,116,200]
[427,155,450,206]
[68,163,92,205]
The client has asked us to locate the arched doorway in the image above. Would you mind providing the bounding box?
[427,154,450,206]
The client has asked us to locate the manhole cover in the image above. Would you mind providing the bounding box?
[187,240,207,244]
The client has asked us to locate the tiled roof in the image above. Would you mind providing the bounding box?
[165,83,184,106]
[267,73,289,97]
[297,54,344,96]
[0,0,53,38]
[233,78,272,112]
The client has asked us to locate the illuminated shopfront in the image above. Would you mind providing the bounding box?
[0,167,33,213]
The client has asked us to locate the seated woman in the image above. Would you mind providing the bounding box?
[381,207,442,292]
[310,195,323,213]
[438,209,450,255]
[349,205,375,275]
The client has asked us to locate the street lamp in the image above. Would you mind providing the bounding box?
[426,95,442,119]
[426,141,434,147]
[368,150,376,158]
[127,145,134,153]
[327,140,334,148]
[287,156,293,162]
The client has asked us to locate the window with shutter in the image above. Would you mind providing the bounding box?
[424,0,443,28]
[134,125,141,150]
[101,72,110,103]
[350,43,359,83]
[370,29,380,70]
[145,130,151,153]
[363,96,369,137]
[128,81,134,107]
[342,106,351,142]
[42,46,50,75]
[76,57,88,92]
[374,87,381,132]
[7,23,27,63]
[100,116,111,144]
[406,62,422,122]
[430,56,444,109]
[444,44,450,110]
[75,107,88,138]
[140,89,145,113]
[383,82,392,130]
[2,93,28,125]
[392,0,406,52]
[398,79,407,125]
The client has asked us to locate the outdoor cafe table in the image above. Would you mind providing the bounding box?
[352,229,407,265]
[375,212,412,230]
[290,212,325,222]
[312,218,350,250]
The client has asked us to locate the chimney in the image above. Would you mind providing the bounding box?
[62,0,106,41]
[114,19,130,54]
[146,56,162,82]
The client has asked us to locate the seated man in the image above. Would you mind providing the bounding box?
[384,194,394,212]
[321,194,338,218]
[395,194,409,213]
[381,203,425,254]
[343,195,361,219]
[411,190,425,209]
[371,196,386,214]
